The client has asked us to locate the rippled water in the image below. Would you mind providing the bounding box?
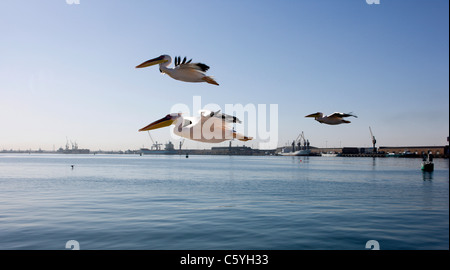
[0,154,448,250]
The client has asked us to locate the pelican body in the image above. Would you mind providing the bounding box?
[136,54,219,85]
[305,112,357,125]
[139,110,251,143]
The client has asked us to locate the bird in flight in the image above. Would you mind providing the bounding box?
[136,54,219,85]
[139,110,252,143]
[305,112,357,125]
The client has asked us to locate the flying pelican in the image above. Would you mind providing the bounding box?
[136,54,219,85]
[138,110,251,143]
[305,112,357,125]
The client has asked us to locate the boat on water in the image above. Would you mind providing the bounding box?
[278,131,312,156]
[279,148,311,156]
[57,141,90,154]
[421,153,434,172]
[321,152,338,157]
[139,141,177,155]
[399,150,419,158]
[386,152,400,157]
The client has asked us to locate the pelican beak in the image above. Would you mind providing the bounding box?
[136,55,168,68]
[305,113,319,118]
[139,114,175,132]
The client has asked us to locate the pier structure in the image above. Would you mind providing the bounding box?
[307,146,447,158]
[377,146,447,158]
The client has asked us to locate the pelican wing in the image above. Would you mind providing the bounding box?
[328,112,357,119]
[198,111,233,141]
[174,56,210,72]
[213,110,242,124]
[195,110,252,142]
[174,56,192,67]
[177,62,210,72]
[200,110,241,124]
[305,112,323,118]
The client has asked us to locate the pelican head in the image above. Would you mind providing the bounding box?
[305,112,323,119]
[136,55,170,68]
[139,113,181,132]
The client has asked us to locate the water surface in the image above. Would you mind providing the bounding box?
[0,154,448,250]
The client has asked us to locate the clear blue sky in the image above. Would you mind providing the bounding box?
[1,0,448,151]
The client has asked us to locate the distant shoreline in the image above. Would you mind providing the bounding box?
[1,144,448,158]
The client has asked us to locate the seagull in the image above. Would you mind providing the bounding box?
[305,112,357,125]
[136,54,219,85]
[139,110,251,143]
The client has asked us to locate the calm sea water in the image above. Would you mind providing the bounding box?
[0,153,448,250]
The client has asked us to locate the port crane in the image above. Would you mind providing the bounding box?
[179,139,185,151]
[293,131,309,151]
[369,126,377,153]
[146,131,163,150]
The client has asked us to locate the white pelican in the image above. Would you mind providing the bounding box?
[305,112,357,125]
[136,54,219,85]
[139,110,251,143]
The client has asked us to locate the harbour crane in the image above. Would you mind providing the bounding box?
[369,126,377,153]
[295,131,304,143]
[146,131,162,150]
[294,131,308,151]
[179,139,185,151]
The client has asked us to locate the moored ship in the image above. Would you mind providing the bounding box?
[57,141,90,154]
[278,131,312,156]
[139,141,177,155]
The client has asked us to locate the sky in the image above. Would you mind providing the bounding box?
[0,0,448,151]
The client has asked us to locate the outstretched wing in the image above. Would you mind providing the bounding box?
[328,112,357,119]
[202,110,242,124]
[213,110,242,124]
[174,56,192,66]
[174,56,210,72]
[198,110,251,142]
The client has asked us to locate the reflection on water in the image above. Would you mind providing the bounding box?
[422,171,433,181]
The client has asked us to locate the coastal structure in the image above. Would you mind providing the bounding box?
[56,140,90,154]
[2,139,448,158]
[139,141,177,155]
[306,146,447,158]
[378,146,447,158]
[278,131,312,156]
